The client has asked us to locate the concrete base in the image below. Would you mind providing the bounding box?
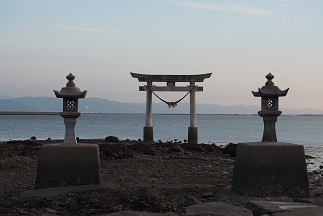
[188,127,198,144]
[231,142,309,198]
[143,126,153,142]
[35,144,101,189]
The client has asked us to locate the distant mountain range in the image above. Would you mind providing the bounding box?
[0,96,322,115]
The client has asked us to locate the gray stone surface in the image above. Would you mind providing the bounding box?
[271,201,317,210]
[232,142,309,198]
[272,207,323,216]
[247,200,319,216]
[246,201,286,215]
[35,143,101,189]
[184,201,253,216]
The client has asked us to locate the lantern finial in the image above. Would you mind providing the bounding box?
[66,73,76,87]
[265,73,274,87]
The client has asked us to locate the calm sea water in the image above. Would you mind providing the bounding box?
[1,113,323,146]
[1,113,323,170]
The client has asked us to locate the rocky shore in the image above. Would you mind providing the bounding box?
[1,139,323,215]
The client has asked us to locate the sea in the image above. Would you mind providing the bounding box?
[1,113,323,170]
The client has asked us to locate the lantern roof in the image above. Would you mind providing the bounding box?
[54,73,87,98]
[252,73,289,97]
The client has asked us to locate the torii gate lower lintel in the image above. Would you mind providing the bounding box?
[131,72,212,144]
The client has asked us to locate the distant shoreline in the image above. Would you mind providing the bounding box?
[1,96,323,115]
[1,112,323,116]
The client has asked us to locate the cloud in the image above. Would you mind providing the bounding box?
[56,24,125,36]
[279,0,293,7]
[56,24,99,32]
[154,0,271,16]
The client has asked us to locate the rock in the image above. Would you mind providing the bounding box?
[185,201,253,216]
[270,201,317,210]
[272,207,323,216]
[169,145,184,153]
[30,136,37,140]
[216,189,240,200]
[41,208,57,215]
[105,136,120,142]
[16,208,28,215]
[201,191,214,198]
[246,201,319,216]
[311,187,323,197]
[183,196,201,207]
[223,143,237,157]
[246,201,285,216]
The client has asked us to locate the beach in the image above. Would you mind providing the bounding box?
[1,139,323,215]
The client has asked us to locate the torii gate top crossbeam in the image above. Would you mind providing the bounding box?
[130,72,212,82]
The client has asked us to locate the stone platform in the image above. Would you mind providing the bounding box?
[231,142,309,198]
[35,143,101,189]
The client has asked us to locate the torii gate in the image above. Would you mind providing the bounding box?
[131,72,212,144]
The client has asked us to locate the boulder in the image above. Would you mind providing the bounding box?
[246,201,319,216]
[246,201,285,216]
[105,136,120,142]
[182,196,201,207]
[272,207,323,216]
[223,143,237,157]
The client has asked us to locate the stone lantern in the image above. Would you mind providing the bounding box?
[231,73,309,198]
[54,73,87,143]
[35,74,100,190]
[252,73,289,142]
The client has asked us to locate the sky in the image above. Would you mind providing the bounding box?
[0,0,322,110]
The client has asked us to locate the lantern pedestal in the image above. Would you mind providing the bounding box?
[231,142,309,198]
[258,110,281,142]
[35,143,101,189]
[61,112,80,144]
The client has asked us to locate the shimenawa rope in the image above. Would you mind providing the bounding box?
[148,86,196,108]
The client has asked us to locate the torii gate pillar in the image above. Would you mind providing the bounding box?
[188,81,197,143]
[144,81,154,142]
[131,72,212,144]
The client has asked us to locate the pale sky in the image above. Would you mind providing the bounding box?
[0,0,322,110]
